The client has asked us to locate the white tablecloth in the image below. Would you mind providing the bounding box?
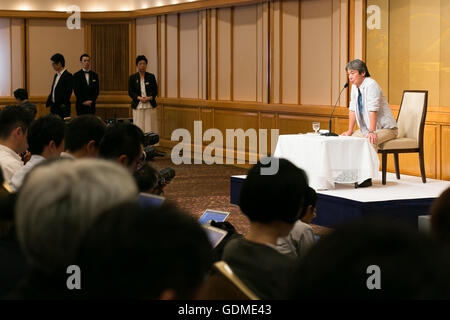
[273,134,380,190]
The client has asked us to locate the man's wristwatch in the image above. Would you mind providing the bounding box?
[368,130,375,134]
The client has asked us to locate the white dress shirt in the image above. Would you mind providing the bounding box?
[83,69,90,85]
[0,144,23,183]
[52,69,66,103]
[349,77,397,135]
[10,154,46,191]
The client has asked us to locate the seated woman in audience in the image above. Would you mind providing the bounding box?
[221,158,308,299]
[276,186,317,259]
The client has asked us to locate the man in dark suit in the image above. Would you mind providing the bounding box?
[46,53,73,119]
[73,54,100,116]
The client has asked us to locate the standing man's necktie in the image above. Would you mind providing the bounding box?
[358,88,363,115]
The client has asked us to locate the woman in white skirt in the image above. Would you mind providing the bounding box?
[128,55,158,134]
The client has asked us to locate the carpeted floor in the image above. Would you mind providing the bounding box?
[149,148,331,236]
[148,150,251,235]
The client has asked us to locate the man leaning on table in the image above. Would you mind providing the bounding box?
[341,59,398,187]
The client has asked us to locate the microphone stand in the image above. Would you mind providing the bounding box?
[323,83,349,136]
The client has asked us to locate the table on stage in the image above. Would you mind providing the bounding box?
[273,134,380,190]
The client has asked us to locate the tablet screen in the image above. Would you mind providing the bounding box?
[199,210,229,225]
[202,225,228,248]
[138,193,165,207]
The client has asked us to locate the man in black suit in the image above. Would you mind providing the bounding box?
[46,53,73,119]
[73,54,100,116]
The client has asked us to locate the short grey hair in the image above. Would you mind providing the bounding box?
[15,159,138,274]
[345,59,371,77]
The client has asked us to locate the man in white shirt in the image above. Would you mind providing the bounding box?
[341,59,398,187]
[10,114,65,191]
[0,106,33,182]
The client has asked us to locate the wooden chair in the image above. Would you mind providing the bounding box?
[378,90,428,185]
[200,261,259,300]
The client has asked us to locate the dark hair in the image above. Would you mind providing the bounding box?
[76,202,212,299]
[345,59,371,77]
[65,115,106,152]
[0,105,34,140]
[99,123,144,164]
[287,218,450,299]
[13,88,28,101]
[239,158,308,224]
[299,187,317,219]
[135,55,148,66]
[80,53,90,61]
[431,187,450,245]
[50,53,65,68]
[27,114,65,155]
[134,162,159,193]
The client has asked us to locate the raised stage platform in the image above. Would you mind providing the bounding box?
[230,172,450,228]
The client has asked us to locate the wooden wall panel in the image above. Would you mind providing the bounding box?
[28,19,84,96]
[441,125,450,180]
[163,106,198,138]
[233,5,257,102]
[136,17,158,76]
[281,0,300,104]
[0,18,11,96]
[278,114,329,135]
[166,14,178,98]
[260,113,277,155]
[300,0,333,105]
[91,23,129,92]
[11,19,24,91]
[179,12,199,99]
[214,110,258,152]
[217,8,231,100]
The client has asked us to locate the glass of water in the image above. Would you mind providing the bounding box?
[312,122,320,134]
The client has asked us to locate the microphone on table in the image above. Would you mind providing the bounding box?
[323,82,349,136]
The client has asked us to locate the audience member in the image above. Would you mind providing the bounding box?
[134,162,159,194]
[99,122,145,173]
[431,187,450,247]
[0,106,33,182]
[12,159,138,299]
[61,115,106,159]
[13,89,37,119]
[287,218,450,299]
[76,202,212,299]
[221,158,308,299]
[10,114,65,191]
[276,186,317,259]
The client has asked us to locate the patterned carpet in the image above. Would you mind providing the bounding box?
[149,148,331,236]
[148,149,251,235]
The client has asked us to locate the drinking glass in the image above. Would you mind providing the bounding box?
[312,122,320,134]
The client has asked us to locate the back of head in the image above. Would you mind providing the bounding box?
[0,105,34,140]
[65,115,106,153]
[299,186,317,219]
[27,114,65,155]
[99,122,144,162]
[239,158,308,224]
[288,218,450,299]
[13,88,28,101]
[15,159,138,274]
[431,187,450,246]
[78,202,212,299]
